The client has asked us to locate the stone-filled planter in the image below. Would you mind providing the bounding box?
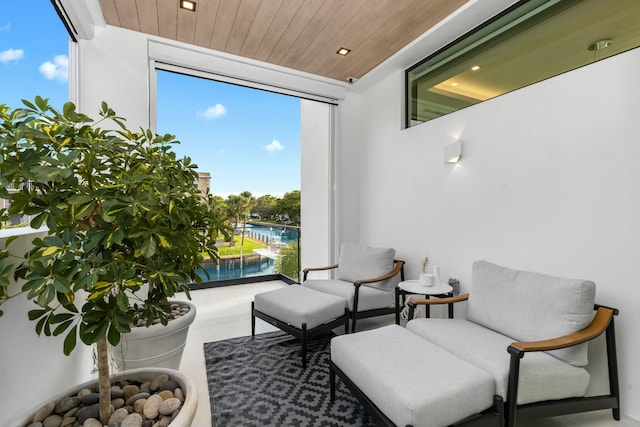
[18,368,197,427]
[111,301,197,371]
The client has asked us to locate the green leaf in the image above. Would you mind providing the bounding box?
[79,320,108,345]
[42,246,60,257]
[21,99,37,110]
[28,309,47,321]
[63,101,75,118]
[107,324,120,346]
[116,291,129,312]
[36,285,55,307]
[50,313,74,324]
[35,95,48,111]
[67,194,93,205]
[140,237,156,258]
[35,316,47,336]
[53,319,74,336]
[63,325,77,356]
[52,278,71,294]
[113,313,132,333]
[5,235,20,247]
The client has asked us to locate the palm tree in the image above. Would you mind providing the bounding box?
[225,195,244,247]
[239,191,255,246]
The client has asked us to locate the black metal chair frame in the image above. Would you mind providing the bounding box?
[330,300,620,427]
[251,301,348,368]
[302,259,405,333]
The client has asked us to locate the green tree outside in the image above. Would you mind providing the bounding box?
[274,240,300,281]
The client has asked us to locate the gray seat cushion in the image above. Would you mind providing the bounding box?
[302,279,394,311]
[406,318,591,404]
[254,286,346,330]
[468,260,596,366]
[332,324,495,427]
[335,243,398,291]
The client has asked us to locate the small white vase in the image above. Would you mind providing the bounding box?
[419,273,435,287]
[433,265,441,286]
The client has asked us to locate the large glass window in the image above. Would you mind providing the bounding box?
[156,71,302,284]
[406,0,640,127]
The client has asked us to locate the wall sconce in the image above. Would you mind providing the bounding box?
[444,140,462,163]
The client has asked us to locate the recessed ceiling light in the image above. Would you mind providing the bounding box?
[471,65,480,71]
[180,0,196,11]
[337,47,351,56]
[451,82,459,86]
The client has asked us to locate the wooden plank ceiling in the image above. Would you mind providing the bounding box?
[98,0,469,82]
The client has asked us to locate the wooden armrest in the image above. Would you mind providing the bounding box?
[354,260,405,286]
[509,307,615,354]
[409,293,469,305]
[303,264,339,273]
[302,264,338,281]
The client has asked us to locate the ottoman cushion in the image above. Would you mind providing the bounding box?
[331,324,495,427]
[255,286,347,330]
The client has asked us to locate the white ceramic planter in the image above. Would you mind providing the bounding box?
[112,301,197,371]
[16,367,197,427]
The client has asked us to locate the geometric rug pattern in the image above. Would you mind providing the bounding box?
[204,331,376,426]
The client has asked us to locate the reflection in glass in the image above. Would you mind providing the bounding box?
[406,0,640,126]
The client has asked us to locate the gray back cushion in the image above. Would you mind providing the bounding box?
[336,243,397,291]
[467,260,595,366]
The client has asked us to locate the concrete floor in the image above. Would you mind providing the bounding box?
[176,282,637,427]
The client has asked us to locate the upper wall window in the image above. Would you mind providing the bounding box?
[406,0,640,127]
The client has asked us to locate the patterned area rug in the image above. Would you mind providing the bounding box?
[204,331,376,427]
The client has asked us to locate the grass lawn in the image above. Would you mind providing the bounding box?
[218,235,267,257]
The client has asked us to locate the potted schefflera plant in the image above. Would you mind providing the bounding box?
[0,97,224,426]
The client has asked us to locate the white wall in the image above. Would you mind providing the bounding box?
[0,231,94,425]
[339,48,640,420]
[300,100,333,272]
[335,93,362,247]
[76,26,151,129]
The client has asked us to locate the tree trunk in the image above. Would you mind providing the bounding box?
[97,336,112,425]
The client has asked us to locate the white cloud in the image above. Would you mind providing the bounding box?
[39,55,68,82]
[0,48,24,64]
[264,139,284,153]
[0,23,11,32]
[197,104,227,120]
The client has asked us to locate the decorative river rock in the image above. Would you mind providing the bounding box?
[133,304,191,328]
[24,373,185,427]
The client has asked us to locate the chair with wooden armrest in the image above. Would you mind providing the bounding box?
[302,242,405,332]
[402,261,620,427]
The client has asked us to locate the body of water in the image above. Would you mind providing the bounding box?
[197,223,299,282]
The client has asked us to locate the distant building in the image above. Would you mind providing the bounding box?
[197,172,211,196]
[1,182,35,227]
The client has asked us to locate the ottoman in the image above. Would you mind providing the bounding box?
[252,285,349,368]
[331,324,497,427]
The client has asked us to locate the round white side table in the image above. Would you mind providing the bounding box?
[395,280,454,323]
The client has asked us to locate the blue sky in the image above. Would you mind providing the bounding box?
[157,72,300,199]
[1,1,301,199]
[1,1,69,110]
